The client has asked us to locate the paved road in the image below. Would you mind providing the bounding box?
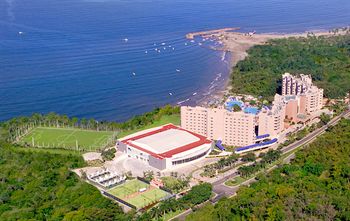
[172,109,350,220]
[210,109,350,199]
[281,109,350,154]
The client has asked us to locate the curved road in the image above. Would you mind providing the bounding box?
[171,109,350,220]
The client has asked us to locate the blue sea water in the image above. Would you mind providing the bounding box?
[0,0,349,122]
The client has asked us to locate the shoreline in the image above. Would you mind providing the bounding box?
[191,27,349,106]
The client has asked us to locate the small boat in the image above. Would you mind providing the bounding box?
[190,40,195,43]
[176,69,180,72]
[193,92,197,96]
[161,42,166,45]
[18,31,24,35]
[163,47,166,50]
[185,43,188,46]
[145,50,148,54]
[132,72,136,76]
[198,43,202,46]
[169,92,173,96]
[123,38,128,42]
[172,47,175,50]
[168,45,172,48]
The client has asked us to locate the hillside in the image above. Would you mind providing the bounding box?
[0,144,130,221]
[187,119,350,220]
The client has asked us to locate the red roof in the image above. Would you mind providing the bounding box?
[121,124,211,159]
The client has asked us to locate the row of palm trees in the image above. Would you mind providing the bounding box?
[203,153,239,177]
[1,105,180,142]
[238,149,281,178]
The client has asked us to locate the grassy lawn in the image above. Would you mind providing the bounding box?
[108,179,170,209]
[127,188,168,209]
[108,179,149,198]
[161,176,178,187]
[117,114,180,138]
[224,176,246,186]
[20,127,115,151]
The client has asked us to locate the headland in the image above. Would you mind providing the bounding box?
[189,27,349,106]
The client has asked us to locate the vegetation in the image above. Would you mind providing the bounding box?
[232,104,242,112]
[137,183,212,221]
[279,123,319,148]
[202,154,239,177]
[161,176,190,193]
[187,119,350,220]
[231,34,350,100]
[142,171,154,182]
[224,176,246,187]
[238,149,281,178]
[101,148,116,161]
[326,99,349,116]
[241,152,256,162]
[116,114,180,138]
[319,112,331,126]
[0,143,130,220]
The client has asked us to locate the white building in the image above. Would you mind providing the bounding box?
[117,124,213,170]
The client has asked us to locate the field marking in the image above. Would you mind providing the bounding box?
[108,180,169,208]
[57,129,77,147]
[20,127,116,151]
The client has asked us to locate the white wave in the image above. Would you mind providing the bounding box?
[177,98,190,105]
[221,51,226,61]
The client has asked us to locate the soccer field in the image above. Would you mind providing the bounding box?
[108,179,170,209]
[20,127,115,151]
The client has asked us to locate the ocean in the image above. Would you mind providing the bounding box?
[0,0,349,122]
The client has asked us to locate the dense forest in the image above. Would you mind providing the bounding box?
[187,119,350,221]
[0,143,131,221]
[231,33,350,100]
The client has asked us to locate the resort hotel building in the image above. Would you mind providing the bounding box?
[117,124,213,170]
[282,73,323,122]
[181,73,324,153]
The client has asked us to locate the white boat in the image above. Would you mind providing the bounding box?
[193,92,197,96]
[161,42,166,45]
[176,69,180,72]
[132,72,136,76]
[198,43,202,46]
[169,92,173,96]
[190,40,195,43]
[185,43,188,45]
[123,38,128,42]
[18,31,24,35]
[172,47,175,50]
[145,50,148,54]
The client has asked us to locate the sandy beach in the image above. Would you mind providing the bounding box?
[190,27,349,105]
[189,27,349,66]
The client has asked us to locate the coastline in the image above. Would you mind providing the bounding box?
[191,27,349,106]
